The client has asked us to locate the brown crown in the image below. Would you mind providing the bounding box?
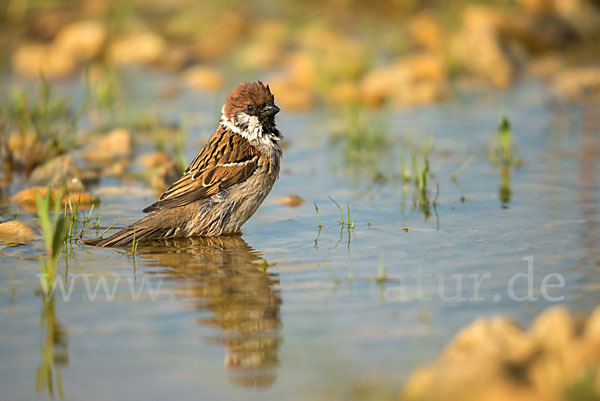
[223,81,275,120]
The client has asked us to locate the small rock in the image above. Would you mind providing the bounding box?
[237,42,283,70]
[151,161,183,191]
[183,65,224,91]
[552,67,600,99]
[192,11,246,61]
[297,27,366,82]
[360,53,446,107]
[136,152,172,169]
[80,168,101,187]
[268,79,313,111]
[53,20,106,60]
[28,154,85,192]
[107,32,166,65]
[94,186,155,197]
[11,186,52,206]
[0,221,38,244]
[523,0,600,37]
[401,306,600,401]
[7,131,45,170]
[517,0,556,15]
[285,52,316,88]
[528,54,562,78]
[11,186,97,211]
[12,43,77,78]
[444,315,533,362]
[63,192,97,208]
[409,12,443,51]
[82,128,132,164]
[394,81,447,106]
[102,159,130,176]
[160,45,195,71]
[585,306,600,342]
[236,21,286,70]
[276,195,306,208]
[530,306,574,351]
[450,6,515,87]
[327,81,361,107]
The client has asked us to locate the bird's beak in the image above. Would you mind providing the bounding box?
[262,103,280,117]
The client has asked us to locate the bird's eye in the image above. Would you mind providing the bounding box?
[246,104,255,113]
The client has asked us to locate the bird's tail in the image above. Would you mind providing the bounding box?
[83,222,165,248]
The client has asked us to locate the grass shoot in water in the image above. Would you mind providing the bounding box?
[35,187,67,298]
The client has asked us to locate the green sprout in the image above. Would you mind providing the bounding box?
[35,188,67,298]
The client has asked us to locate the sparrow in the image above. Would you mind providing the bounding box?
[85,81,282,247]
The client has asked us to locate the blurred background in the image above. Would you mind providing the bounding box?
[1,0,600,110]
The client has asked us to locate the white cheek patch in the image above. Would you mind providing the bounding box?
[219,109,280,149]
[237,113,263,142]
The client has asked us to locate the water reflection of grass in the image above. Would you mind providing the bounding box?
[488,116,521,208]
[34,187,68,399]
[36,296,67,400]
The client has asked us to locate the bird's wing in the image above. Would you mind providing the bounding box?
[143,128,259,213]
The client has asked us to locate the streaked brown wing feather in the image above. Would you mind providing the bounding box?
[143,128,259,213]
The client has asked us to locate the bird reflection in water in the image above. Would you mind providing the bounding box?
[137,235,282,388]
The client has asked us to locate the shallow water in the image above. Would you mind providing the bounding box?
[1,71,599,400]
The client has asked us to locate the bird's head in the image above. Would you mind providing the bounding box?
[220,81,282,147]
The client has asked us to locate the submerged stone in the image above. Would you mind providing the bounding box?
[28,154,85,192]
[276,195,306,208]
[82,128,132,164]
[0,221,38,244]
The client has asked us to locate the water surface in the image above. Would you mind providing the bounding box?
[1,72,599,400]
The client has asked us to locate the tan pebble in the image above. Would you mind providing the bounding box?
[444,316,531,361]
[11,186,52,206]
[53,20,106,60]
[327,81,361,107]
[28,154,85,192]
[268,79,313,111]
[7,131,45,168]
[517,0,555,15]
[450,6,514,87]
[276,195,306,207]
[394,80,447,106]
[64,192,97,209]
[530,306,573,351]
[136,152,171,169]
[409,12,443,51]
[94,186,155,196]
[236,42,283,70]
[82,128,132,164]
[0,221,38,244]
[11,187,97,211]
[360,53,446,107]
[192,12,246,61]
[12,43,77,78]
[285,52,316,87]
[101,159,130,176]
[584,307,600,359]
[11,44,46,77]
[107,32,165,65]
[183,66,224,91]
[552,67,600,99]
